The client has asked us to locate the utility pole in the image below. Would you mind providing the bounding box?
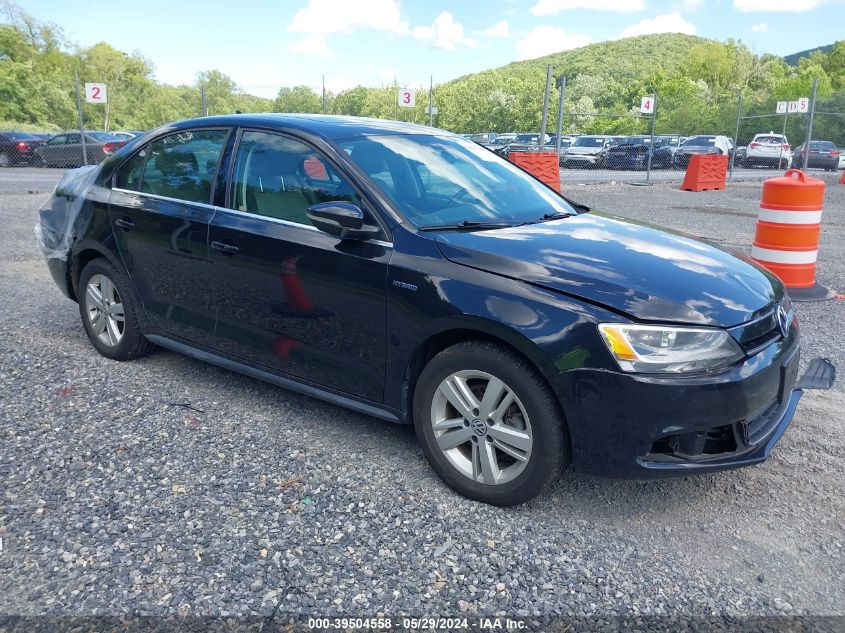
[74,69,88,166]
[554,75,567,157]
[730,93,743,179]
[429,75,434,127]
[539,64,553,149]
[645,92,657,182]
[322,74,327,113]
[802,78,819,171]
[201,87,208,117]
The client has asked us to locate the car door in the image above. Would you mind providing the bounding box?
[41,135,67,166]
[207,129,390,402]
[108,128,230,342]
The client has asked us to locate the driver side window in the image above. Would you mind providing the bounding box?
[229,131,362,227]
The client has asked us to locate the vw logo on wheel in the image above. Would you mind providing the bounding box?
[470,418,488,437]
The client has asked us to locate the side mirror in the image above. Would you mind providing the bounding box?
[306,202,380,241]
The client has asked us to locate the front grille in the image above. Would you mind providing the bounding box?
[728,306,782,354]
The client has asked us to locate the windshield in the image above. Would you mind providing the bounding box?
[514,134,541,143]
[618,137,650,146]
[573,137,605,147]
[684,136,717,147]
[338,134,575,229]
[88,132,120,141]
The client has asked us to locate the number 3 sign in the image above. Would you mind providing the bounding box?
[397,89,415,108]
[85,83,108,104]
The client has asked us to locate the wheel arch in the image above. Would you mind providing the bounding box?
[400,321,567,432]
[69,241,125,302]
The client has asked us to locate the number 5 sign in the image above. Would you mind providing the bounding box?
[85,83,107,104]
[397,89,415,108]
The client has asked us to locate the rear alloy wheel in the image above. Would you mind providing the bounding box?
[0,152,10,168]
[78,258,154,361]
[414,342,568,506]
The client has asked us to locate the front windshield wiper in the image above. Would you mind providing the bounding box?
[419,220,516,232]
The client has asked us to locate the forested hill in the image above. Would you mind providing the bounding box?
[1,0,843,141]
[784,43,835,66]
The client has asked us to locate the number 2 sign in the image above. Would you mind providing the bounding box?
[85,83,108,104]
[397,89,415,108]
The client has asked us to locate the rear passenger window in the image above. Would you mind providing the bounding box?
[140,130,227,204]
[114,147,148,191]
[229,131,361,226]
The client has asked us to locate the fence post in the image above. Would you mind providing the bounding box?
[778,110,788,169]
[539,64,553,150]
[429,75,434,127]
[201,87,208,117]
[730,93,742,180]
[554,75,566,157]
[802,78,819,171]
[645,93,657,183]
[74,69,89,167]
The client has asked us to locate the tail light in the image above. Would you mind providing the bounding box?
[749,142,760,149]
[782,143,790,150]
[16,141,28,150]
[830,150,841,157]
[102,142,120,154]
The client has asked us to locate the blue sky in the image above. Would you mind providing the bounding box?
[22,0,845,98]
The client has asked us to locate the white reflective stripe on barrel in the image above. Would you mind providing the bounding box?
[757,209,823,225]
[751,246,818,265]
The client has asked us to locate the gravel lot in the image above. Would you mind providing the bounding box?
[1,168,844,629]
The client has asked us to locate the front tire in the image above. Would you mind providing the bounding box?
[413,342,569,506]
[78,258,154,361]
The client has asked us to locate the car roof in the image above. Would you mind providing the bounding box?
[165,113,448,141]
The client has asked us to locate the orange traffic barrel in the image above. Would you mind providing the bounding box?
[751,169,833,301]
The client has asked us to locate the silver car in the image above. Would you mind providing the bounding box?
[562,135,615,168]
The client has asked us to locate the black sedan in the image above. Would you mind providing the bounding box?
[0,131,46,167]
[792,140,841,171]
[36,114,833,505]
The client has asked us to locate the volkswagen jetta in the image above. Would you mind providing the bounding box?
[36,115,833,506]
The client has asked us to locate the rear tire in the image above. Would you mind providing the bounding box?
[0,152,10,168]
[78,258,154,361]
[413,341,569,506]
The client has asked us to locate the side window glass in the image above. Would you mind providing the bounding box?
[141,130,227,204]
[65,134,81,145]
[114,147,148,191]
[48,135,66,146]
[230,131,362,226]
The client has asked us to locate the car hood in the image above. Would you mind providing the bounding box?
[565,146,603,156]
[434,213,782,327]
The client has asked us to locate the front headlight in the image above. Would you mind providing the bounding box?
[598,323,744,374]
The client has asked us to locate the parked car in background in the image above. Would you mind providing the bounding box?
[111,130,147,141]
[839,150,845,170]
[495,133,552,159]
[562,135,616,168]
[486,134,516,152]
[36,132,127,168]
[649,136,683,169]
[673,135,733,170]
[791,140,840,171]
[743,133,791,169]
[37,113,826,506]
[0,131,46,167]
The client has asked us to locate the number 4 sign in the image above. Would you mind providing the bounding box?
[397,89,415,108]
[85,83,107,104]
[640,96,655,115]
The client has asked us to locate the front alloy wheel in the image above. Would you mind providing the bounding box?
[431,370,533,485]
[414,342,569,506]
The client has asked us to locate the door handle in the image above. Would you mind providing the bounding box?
[115,217,134,231]
[211,240,239,255]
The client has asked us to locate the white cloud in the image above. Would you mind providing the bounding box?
[733,0,823,11]
[515,26,593,61]
[413,12,479,50]
[483,20,511,38]
[619,12,697,38]
[288,34,330,56]
[530,0,645,15]
[679,0,704,11]
[288,0,409,35]
[751,22,769,32]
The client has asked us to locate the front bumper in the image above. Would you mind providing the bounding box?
[557,330,803,479]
